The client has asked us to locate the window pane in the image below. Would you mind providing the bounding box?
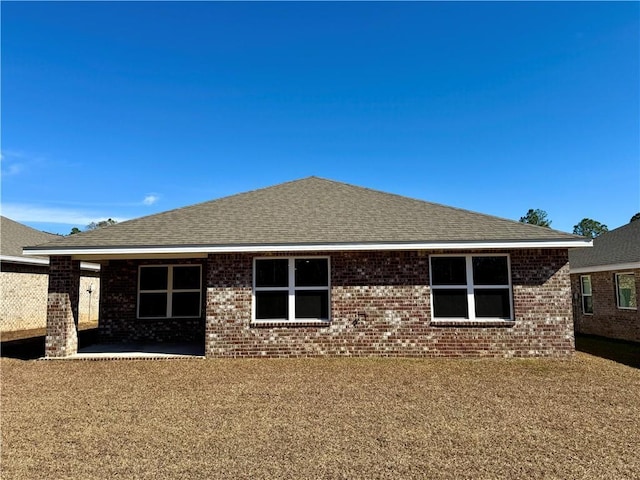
[295,290,329,319]
[581,276,592,295]
[617,274,637,308]
[432,289,468,318]
[140,267,168,291]
[172,292,201,317]
[473,257,509,286]
[255,291,288,319]
[256,260,289,287]
[295,259,328,287]
[583,296,593,314]
[474,289,511,318]
[139,292,167,318]
[431,257,467,285]
[173,266,201,290]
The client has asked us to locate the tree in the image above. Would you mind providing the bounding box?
[573,218,608,238]
[519,209,551,228]
[68,218,117,235]
[630,213,640,223]
[86,218,118,230]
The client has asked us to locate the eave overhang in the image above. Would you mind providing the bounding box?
[23,238,592,261]
[1,255,101,271]
[570,261,640,274]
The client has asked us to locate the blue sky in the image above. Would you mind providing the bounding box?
[2,1,638,236]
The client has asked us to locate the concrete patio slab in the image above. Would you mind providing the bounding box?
[46,343,205,360]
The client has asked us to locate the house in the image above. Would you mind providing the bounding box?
[22,177,591,358]
[569,221,639,342]
[1,216,100,335]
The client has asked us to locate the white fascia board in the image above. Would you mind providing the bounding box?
[22,239,592,258]
[570,262,640,274]
[1,255,100,271]
[0,255,49,266]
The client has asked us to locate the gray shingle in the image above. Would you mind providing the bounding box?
[1,216,60,258]
[569,221,640,269]
[25,177,584,252]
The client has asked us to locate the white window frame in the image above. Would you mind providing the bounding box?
[137,264,202,319]
[580,275,594,315]
[429,253,514,322]
[615,272,637,310]
[252,256,331,324]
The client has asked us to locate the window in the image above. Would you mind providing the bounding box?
[253,257,330,322]
[616,273,637,310]
[580,275,593,314]
[138,265,202,318]
[430,255,513,321]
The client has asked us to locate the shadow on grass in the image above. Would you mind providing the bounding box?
[575,333,640,369]
[1,328,99,360]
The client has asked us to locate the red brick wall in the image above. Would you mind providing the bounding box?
[45,256,80,357]
[205,249,574,358]
[99,259,205,343]
[571,269,640,342]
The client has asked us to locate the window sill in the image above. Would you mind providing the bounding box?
[250,320,331,328]
[430,320,516,328]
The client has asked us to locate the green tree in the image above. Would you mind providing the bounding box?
[519,209,551,228]
[68,218,118,235]
[86,218,118,230]
[573,218,608,238]
[630,212,640,223]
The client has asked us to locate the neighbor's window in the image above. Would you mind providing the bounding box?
[253,257,330,322]
[138,265,202,318]
[615,273,637,310]
[580,275,594,314]
[430,254,513,321]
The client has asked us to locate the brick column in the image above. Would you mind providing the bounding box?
[46,256,80,358]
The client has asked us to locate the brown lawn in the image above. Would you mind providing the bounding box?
[1,354,639,479]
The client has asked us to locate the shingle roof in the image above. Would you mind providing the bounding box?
[1,216,59,258]
[24,177,585,253]
[569,221,640,269]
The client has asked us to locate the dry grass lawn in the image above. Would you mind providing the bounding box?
[2,354,639,479]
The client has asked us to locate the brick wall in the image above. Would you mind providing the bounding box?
[204,249,574,358]
[571,269,640,342]
[45,256,81,357]
[99,259,205,343]
[0,261,100,333]
[97,249,573,357]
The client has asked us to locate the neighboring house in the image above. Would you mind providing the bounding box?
[0,216,100,334]
[569,221,639,343]
[23,177,591,358]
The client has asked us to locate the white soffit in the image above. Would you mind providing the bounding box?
[23,239,593,259]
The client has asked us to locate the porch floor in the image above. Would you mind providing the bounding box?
[65,342,205,360]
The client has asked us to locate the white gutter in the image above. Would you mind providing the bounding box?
[1,255,101,271]
[1,255,49,266]
[23,239,592,257]
[570,262,640,274]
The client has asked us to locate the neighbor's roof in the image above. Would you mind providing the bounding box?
[1,216,59,263]
[569,220,640,273]
[2,216,101,270]
[23,177,589,258]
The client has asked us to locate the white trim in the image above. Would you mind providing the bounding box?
[429,253,513,322]
[1,255,49,265]
[0,255,101,271]
[570,262,640,274]
[137,264,202,319]
[22,239,592,258]
[580,275,593,315]
[253,256,331,322]
[615,272,637,310]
